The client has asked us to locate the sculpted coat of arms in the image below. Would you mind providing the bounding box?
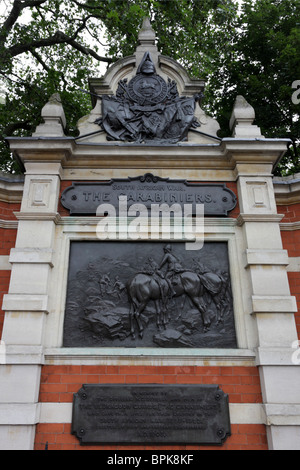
[96,52,202,143]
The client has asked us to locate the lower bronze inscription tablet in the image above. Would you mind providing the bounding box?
[63,241,237,348]
[72,384,231,445]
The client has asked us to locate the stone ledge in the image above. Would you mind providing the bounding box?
[0,219,18,229]
[286,256,300,272]
[280,221,300,231]
[9,248,54,267]
[43,347,256,367]
[0,403,40,425]
[255,347,299,366]
[38,402,265,425]
[245,249,289,267]
[0,255,11,270]
[264,404,300,426]
[0,172,24,203]
[2,294,49,313]
[251,295,298,314]
[274,173,300,205]
[13,211,61,222]
[6,136,291,172]
[3,345,44,365]
[237,213,284,226]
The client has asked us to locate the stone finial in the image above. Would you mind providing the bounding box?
[229,95,263,138]
[138,17,156,46]
[135,17,159,73]
[33,92,66,137]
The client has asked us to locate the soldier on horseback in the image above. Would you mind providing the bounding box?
[141,256,168,305]
[159,244,184,297]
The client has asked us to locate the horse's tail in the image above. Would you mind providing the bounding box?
[127,278,138,313]
[127,275,150,309]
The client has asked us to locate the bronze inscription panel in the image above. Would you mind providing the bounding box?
[60,173,237,216]
[63,241,237,348]
[72,384,231,445]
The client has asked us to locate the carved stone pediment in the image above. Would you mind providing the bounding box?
[95,51,202,144]
[77,18,220,144]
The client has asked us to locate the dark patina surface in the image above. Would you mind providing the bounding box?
[72,384,231,445]
[61,173,237,216]
[95,52,202,143]
[63,241,237,348]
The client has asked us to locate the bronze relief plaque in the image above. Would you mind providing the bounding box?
[63,241,237,348]
[72,384,231,445]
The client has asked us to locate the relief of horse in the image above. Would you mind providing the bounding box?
[127,270,214,339]
[127,273,169,338]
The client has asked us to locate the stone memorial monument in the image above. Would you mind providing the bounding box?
[0,18,299,450]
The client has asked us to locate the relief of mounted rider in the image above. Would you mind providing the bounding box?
[127,244,230,339]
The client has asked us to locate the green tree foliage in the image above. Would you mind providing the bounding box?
[212,0,300,175]
[0,0,116,172]
[0,0,299,175]
[103,0,238,77]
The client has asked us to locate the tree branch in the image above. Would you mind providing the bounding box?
[3,120,32,136]
[30,49,50,71]
[69,14,93,41]
[8,30,113,63]
[21,0,48,6]
[71,0,106,11]
[0,0,47,38]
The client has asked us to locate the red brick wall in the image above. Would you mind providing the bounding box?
[278,202,300,224]
[0,228,17,256]
[58,181,72,217]
[224,182,240,219]
[35,364,267,450]
[278,202,300,339]
[0,201,21,221]
[287,272,300,338]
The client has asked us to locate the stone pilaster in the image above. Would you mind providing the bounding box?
[235,161,300,449]
[0,138,63,447]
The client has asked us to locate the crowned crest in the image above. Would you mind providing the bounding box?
[96,52,202,143]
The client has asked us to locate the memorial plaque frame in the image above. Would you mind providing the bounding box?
[62,240,237,349]
[60,173,237,216]
[72,384,231,446]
